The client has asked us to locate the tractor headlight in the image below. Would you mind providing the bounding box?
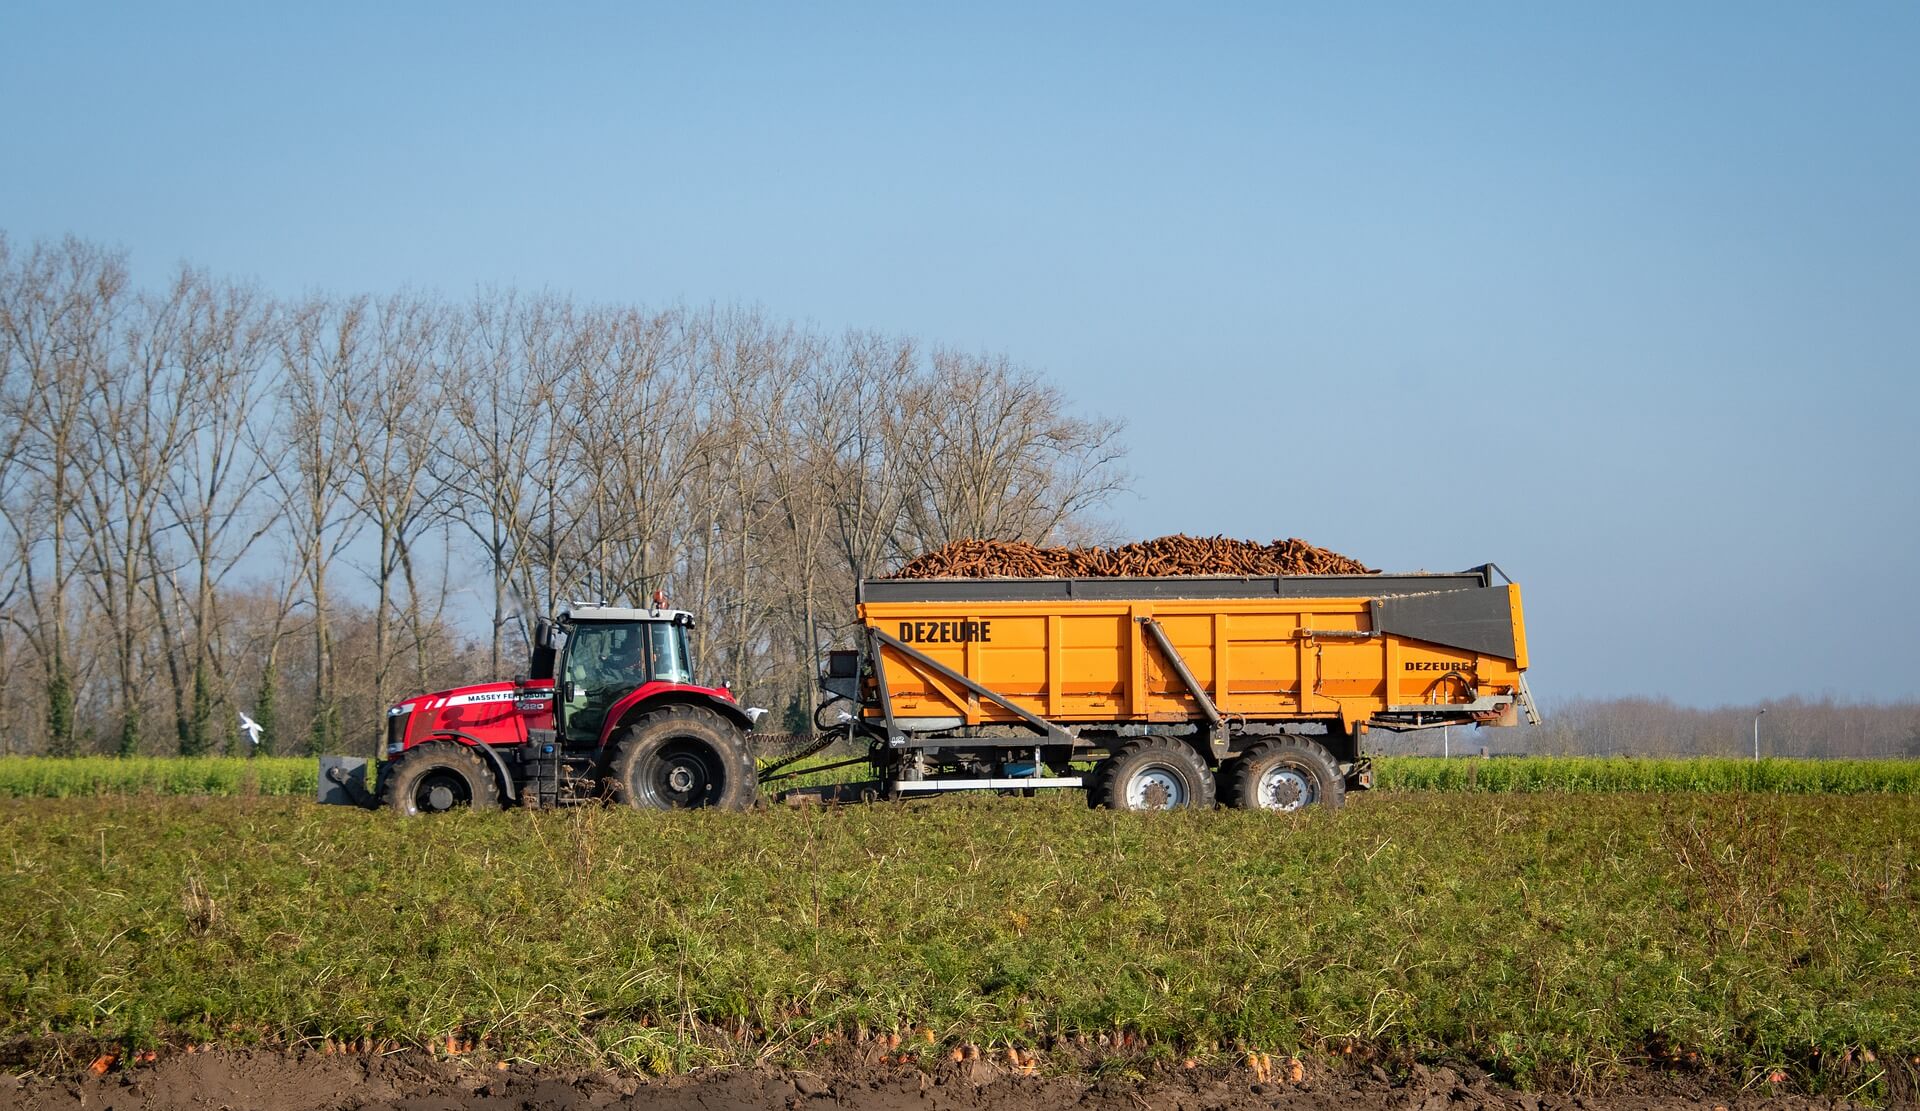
[385,704,414,756]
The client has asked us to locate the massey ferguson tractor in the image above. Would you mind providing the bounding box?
[322,602,764,815]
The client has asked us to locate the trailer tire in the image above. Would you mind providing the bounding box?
[1088,738,1215,811]
[384,742,503,816]
[1223,738,1345,812]
[610,706,758,811]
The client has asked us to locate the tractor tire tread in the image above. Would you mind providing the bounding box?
[610,704,758,811]
[384,741,503,816]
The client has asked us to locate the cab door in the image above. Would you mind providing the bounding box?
[557,622,647,746]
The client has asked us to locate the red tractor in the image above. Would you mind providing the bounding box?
[338,604,763,814]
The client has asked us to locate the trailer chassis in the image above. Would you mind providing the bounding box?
[798,627,1417,807]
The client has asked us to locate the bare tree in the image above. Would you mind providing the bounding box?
[0,236,128,754]
[333,292,453,709]
[563,303,704,605]
[273,296,368,755]
[72,267,207,754]
[155,272,279,755]
[893,351,1127,551]
[740,323,847,713]
[446,291,554,675]
[820,331,918,584]
[0,233,28,752]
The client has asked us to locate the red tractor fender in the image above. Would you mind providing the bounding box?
[596,682,754,749]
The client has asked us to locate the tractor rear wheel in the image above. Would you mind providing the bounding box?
[1222,738,1345,812]
[1087,738,1215,811]
[384,742,502,816]
[609,706,757,811]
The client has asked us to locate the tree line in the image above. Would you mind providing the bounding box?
[0,232,1126,756]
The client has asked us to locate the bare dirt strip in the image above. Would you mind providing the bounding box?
[0,1050,1890,1111]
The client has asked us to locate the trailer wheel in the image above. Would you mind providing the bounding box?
[1088,738,1215,811]
[610,706,758,811]
[1223,739,1345,812]
[384,742,502,816]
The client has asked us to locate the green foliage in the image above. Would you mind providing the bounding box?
[253,661,278,757]
[45,662,75,758]
[1374,755,1920,794]
[780,694,810,734]
[305,701,338,758]
[182,659,214,757]
[117,701,141,758]
[0,757,318,798]
[0,794,1913,1089]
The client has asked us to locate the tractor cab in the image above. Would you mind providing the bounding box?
[543,605,701,747]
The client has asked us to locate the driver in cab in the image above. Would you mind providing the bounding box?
[598,632,649,686]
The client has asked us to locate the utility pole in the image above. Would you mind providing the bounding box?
[1752,707,1767,761]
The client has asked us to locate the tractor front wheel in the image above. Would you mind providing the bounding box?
[609,706,758,811]
[384,742,503,816]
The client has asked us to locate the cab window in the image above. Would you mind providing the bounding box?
[648,621,692,684]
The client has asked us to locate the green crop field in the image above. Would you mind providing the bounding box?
[1372,754,1920,794]
[0,755,321,798]
[3,754,1917,800]
[1,792,1914,1094]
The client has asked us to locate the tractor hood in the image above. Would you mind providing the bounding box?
[387,678,557,720]
[385,679,559,757]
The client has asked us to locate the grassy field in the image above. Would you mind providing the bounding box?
[3,753,1918,799]
[3,752,1920,805]
[1,792,1914,1092]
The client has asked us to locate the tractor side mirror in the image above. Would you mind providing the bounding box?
[530,619,557,680]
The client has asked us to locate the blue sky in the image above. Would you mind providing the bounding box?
[3,2,1916,705]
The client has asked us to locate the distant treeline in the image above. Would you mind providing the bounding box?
[1386,695,1920,759]
[0,232,1124,757]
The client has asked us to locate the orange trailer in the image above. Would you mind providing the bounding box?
[819,566,1534,811]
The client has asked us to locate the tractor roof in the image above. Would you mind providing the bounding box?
[559,605,694,625]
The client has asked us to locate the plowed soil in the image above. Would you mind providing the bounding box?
[0,1050,1880,1111]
